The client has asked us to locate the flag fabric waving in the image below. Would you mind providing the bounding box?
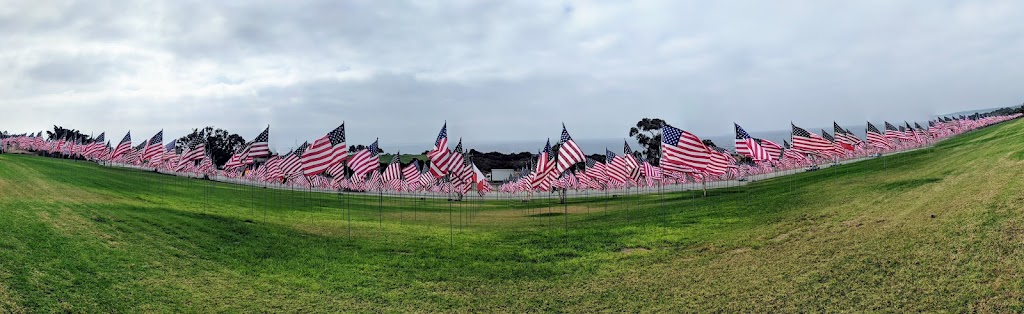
[791,123,832,151]
[427,123,452,178]
[660,124,711,174]
[348,140,381,178]
[866,122,892,149]
[555,124,585,174]
[734,123,769,161]
[142,130,163,162]
[240,126,271,161]
[301,123,347,176]
[280,142,310,176]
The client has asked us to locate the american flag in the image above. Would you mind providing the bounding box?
[280,142,309,176]
[403,160,421,191]
[111,132,132,160]
[164,141,176,155]
[182,142,206,162]
[554,124,585,174]
[456,156,475,193]
[604,148,630,183]
[904,122,922,143]
[641,159,661,183]
[448,140,466,184]
[586,157,607,185]
[224,150,244,169]
[660,124,711,174]
[142,130,164,162]
[820,129,847,155]
[791,124,832,151]
[418,166,436,190]
[833,122,856,150]
[622,141,639,171]
[152,141,176,167]
[427,123,452,178]
[301,123,347,176]
[530,139,555,190]
[734,123,770,161]
[128,142,147,165]
[844,128,863,146]
[382,153,403,190]
[781,140,810,164]
[262,156,284,182]
[866,122,892,149]
[705,146,731,176]
[348,139,381,178]
[367,170,384,191]
[913,122,929,140]
[756,138,782,161]
[85,132,106,158]
[240,126,271,161]
[884,122,909,142]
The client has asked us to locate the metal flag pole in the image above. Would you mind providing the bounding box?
[378,187,383,229]
[308,177,314,225]
[448,177,454,246]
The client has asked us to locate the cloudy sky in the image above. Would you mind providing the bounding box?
[1,0,1022,152]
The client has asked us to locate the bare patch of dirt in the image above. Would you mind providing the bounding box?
[619,247,651,254]
[770,229,799,242]
[729,247,752,254]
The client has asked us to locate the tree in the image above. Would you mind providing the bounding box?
[177,127,247,167]
[348,144,384,154]
[45,125,92,143]
[629,118,664,162]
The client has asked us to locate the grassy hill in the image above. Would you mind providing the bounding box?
[377,153,426,164]
[1,119,1023,312]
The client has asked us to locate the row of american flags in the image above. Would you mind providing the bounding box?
[2,113,1019,196]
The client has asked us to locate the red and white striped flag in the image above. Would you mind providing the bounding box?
[734,123,770,161]
[141,130,164,163]
[427,123,452,178]
[791,123,832,152]
[347,140,381,178]
[554,124,585,174]
[660,124,711,174]
[301,123,347,176]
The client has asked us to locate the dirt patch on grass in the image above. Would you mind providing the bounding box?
[619,247,651,254]
[729,247,752,254]
[879,178,943,191]
[770,229,799,242]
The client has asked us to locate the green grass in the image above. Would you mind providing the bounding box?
[378,153,426,164]
[2,119,1024,312]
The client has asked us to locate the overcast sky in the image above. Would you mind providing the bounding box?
[2,0,1022,152]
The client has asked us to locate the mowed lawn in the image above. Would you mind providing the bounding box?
[2,120,1024,312]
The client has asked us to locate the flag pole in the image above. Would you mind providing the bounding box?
[449,178,454,246]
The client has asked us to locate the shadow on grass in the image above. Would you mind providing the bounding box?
[879,178,943,191]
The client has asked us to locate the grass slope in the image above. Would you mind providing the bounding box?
[1,119,1024,312]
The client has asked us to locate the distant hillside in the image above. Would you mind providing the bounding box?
[939,107,1004,117]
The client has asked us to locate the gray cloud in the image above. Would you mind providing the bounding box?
[1,0,1022,153]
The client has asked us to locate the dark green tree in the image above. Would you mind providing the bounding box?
[177,127,247,167]
[629,118,664,162]
[348,144,384,154]
[45,125,92,143]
